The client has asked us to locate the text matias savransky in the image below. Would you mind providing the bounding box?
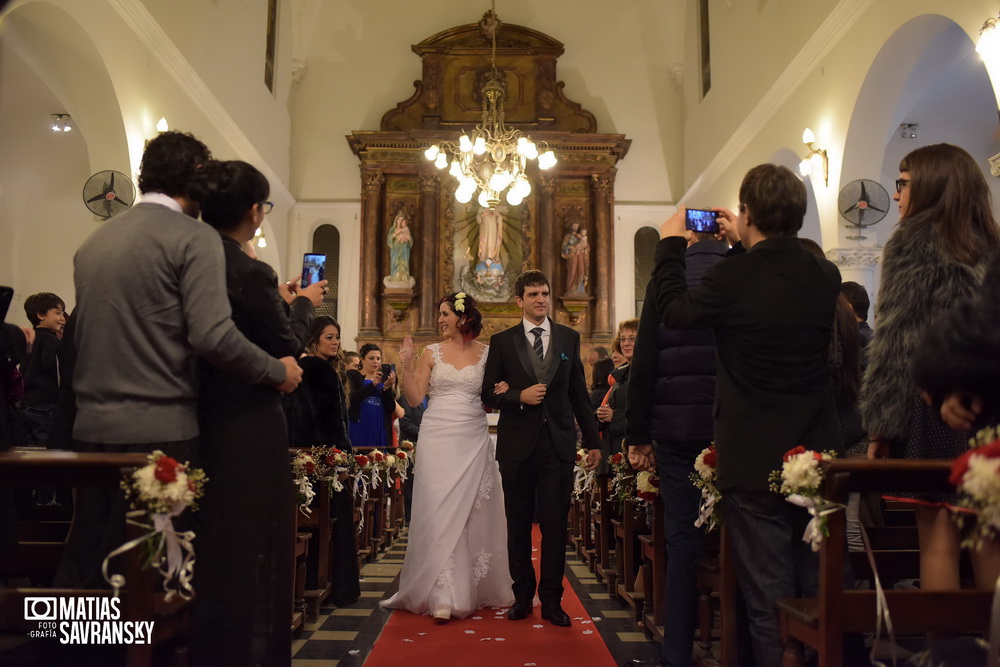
[24,596,155,644]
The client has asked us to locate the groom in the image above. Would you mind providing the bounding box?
[482,270,601,627]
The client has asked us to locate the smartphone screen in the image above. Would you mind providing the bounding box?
[380,363,395,379]
[685,209,719,234]
[301,253,327,288]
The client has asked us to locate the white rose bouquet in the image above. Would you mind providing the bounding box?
[690,444,722,531]
[768,446,838,551]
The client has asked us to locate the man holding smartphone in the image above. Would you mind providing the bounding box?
[56,131,304,589]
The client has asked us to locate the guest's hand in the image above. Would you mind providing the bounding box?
[385,371,397,388]
[936,391,982,432]
[494,381,510,395]
[298,279,328,307]
[20,326,35,352]
[596,405,613,423]
[659,208,686,239]
[279,275,301,305]
[628,444,656,472]
[520,383,547,406]
[276,356,303,393]
[585,448,602,471]
[713,208,741,245]
[867,435,890,459]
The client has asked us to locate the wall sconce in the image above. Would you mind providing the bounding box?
[798,128,829,186]
[978,12,1000,62]
[156,117,169,133]
[899,123,918,140]
[254,226,267,248]
[51,114,72,132]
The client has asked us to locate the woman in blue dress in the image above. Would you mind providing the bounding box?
[346,343,396,448]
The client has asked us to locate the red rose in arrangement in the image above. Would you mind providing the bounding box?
[950,439,1000,487]
[703,446,717,469]
[576,451,584,461]
[610,453,623,465]
[355,455,369,467]
[371,451,385,463]
[397,451,407,460]
[154,456,180,484]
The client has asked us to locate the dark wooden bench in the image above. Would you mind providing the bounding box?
[639,495,665,639]
[0,450,193,666]
[776,459,993,667]
[613,497,647,625]
[592,474,617,590]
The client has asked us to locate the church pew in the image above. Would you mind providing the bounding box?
[592,474,617,589]
[695,526,739,667]
[291,522,311,636]
[298,479,333,623]
[776,459,993,667]
[639,495,666,639]
[613,498,647,624]
[0,451,193,667]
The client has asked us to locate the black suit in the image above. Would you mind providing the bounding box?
[481,318,600,605]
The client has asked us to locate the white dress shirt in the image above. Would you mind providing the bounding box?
[521,317,551,358]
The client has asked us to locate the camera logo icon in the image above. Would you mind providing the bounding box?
[24,597,57,621]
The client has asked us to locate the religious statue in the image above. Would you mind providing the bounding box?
[477,208,503,266]
[561,222,589,294]
[384,212,415,289]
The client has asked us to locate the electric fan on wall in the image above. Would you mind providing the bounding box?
[838,178,889,241]
[82,170,135,219]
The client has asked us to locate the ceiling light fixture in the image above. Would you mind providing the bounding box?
[899,123,918,140]
[424,1,556,210]
[50,114,72,133]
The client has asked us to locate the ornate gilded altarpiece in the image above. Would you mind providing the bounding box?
[347,16,630,355]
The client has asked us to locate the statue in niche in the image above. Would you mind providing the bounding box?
[384,211,415,289]
[456,205,517,302]
[561,221,589,294]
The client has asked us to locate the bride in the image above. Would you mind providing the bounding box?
[381,292,513,622]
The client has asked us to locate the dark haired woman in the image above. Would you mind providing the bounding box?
[346,343,396,448]
[290,316,361,606]
[186,160,324,666]
[861,143,1000,593]
[381,292,512,622]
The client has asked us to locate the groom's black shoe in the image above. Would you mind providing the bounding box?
[507,599,533,620]
[540,603,571,627]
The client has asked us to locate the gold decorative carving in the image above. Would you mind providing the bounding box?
[592,174,615,197]
[419,174,440,192]
[387,179,420,193]
[362,170,384,193]
[519,204,534,272]
[538,175,557,195]
[559,181,588,196]
[383,288,415,322]
[559,294,593,326]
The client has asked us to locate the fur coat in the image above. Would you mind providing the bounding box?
[859,218,990,441]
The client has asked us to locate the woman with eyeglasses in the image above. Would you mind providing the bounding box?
[186,160,326,666]
[597,320,638,468]
[861,144,1000,595]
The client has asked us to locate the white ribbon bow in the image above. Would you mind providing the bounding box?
[694,488,719,530]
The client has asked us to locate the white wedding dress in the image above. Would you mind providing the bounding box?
[381,343,513,618]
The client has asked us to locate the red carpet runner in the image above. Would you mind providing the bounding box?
[365,525,617,666]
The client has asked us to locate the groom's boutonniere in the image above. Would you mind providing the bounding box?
[560,353,569,361]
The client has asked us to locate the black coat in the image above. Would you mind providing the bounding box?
[626,239,727,449]
[652,236,842,492]
[481,319,601,462]
[291,356,351,450]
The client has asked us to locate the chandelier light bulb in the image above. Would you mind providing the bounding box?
[459,135,473,153]
[254,228,262,237]
[424,145,440,160]
[477,190,491,208]
[538,150,557,170]
[513,177,531,198]
[506,190,524,206]
[455,186,475,204]
[473,136,487,155]
[434,153,448,169]
[802,128,816,145]
[516,137,528,153]
[449,161,462,177]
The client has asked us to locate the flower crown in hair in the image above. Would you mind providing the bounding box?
[454,292,467,313]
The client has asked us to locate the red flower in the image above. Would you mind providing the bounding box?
[610,453,623,465]
[371,450,385,462]
[649,475,660,488]
[950,440,1000,487]
[576,451,583,461]
[783,446,807,461]
[703,446,717,469]
[637,491,656,502]
[304,461,316,475]
[332,448,342,454]
[355,455,369,467]
[154,456,180,484]
[397,451,407,460]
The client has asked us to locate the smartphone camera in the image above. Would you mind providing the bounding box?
[301,253,327,288]
[380,363,395,380]
[685,209,719,235]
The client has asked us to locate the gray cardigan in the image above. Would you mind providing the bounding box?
[72,202,285,444]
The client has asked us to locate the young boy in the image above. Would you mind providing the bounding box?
[20,292,65,445]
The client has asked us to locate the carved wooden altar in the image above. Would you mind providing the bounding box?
[347,15,630,354]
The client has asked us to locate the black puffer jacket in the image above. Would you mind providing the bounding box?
[625,239,728,447]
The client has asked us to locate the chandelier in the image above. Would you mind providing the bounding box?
[423,3,556,210]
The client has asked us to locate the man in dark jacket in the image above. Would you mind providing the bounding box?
[644,164,844,666]
[624,230,728,667]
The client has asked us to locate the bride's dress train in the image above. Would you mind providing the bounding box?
[381,343,512,618]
